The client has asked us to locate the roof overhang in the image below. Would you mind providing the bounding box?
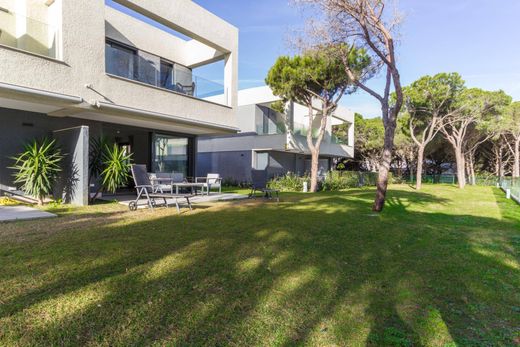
[92,101,239,135]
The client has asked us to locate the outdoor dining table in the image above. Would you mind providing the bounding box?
[172,182,206,195]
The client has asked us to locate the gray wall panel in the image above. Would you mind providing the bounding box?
[53,126,89,206]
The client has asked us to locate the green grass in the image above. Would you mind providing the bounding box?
[0,185,519,346]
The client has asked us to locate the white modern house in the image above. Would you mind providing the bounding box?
[0,0,239,205]
[197,86,355,183]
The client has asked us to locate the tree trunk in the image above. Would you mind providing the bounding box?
[90,185,103,204]
[469,155,476,185]
[455,147,466,188]
[494,149,500,177]
[373,121,396,212]
[498,145,505,178]
[309,149,320,192]
[416,145,425,190]
[514,137,520,179]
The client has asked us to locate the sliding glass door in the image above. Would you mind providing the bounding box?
[151,133,190,176]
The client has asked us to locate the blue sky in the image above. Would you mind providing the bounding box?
[193,0,520,118]
[108,0,520,118]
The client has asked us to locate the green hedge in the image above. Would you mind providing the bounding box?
[269,171,384,192]
[268,172,308,192]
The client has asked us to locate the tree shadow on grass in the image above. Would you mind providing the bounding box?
[0,188,518,346]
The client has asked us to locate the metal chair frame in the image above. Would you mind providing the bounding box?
[129,165,192,213]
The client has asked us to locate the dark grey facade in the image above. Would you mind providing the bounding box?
[196,146,332,184]
[0,107,196,204]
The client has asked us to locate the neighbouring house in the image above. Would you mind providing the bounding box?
[0,0,239,205]
[197,86,355,183]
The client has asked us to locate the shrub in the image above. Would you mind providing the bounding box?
[90,141,133,202]
[11,138,63,205]
[267,171,386,192]
[269,172,309,192]
[222,177,250,188]
[101,144,132,193]
[321,171,360,191]
[474,172,499,186]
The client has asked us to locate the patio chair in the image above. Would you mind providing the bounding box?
[195,173,222,195]
[129,165,192,213]
[249,170,279,202]
[176,82,196,96]
[150,172,185,193]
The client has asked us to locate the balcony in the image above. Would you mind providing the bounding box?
[255,105,286,135]
[0,8,58,59]
[105,40,226,103]
[292,122,319,138]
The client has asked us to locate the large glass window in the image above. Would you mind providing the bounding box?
[256,106,286,135]
[105,40,137,80]
[152,134,189,176]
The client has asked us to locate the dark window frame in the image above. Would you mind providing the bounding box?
[105,39,138,80]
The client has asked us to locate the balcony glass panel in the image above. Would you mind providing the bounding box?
[105,40,225,104]
[256,106,286,135]
[331,134,347,144]
[105,42,136,80]
[159,61,175,91]
[331,123,350,144]
[292,122,319,138]
[0,10,58,58]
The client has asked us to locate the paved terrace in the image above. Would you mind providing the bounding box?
[0,206,57,222]
[103,192,249,210]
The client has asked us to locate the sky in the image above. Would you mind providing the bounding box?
[108,0,520,119]
[192,0,520,118]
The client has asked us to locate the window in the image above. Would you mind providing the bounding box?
[152,134,190,176]
[105,40,137,80]
[254,152,269,170]
[256,106,286,135]
[160,60,175,91]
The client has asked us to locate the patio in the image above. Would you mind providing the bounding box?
[0,205,57,222]
[103,192,249,210]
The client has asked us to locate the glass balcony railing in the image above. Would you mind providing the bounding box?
[0,9,58,58]
[105,44,226,103]
[331,134,347,144]
[292,123,349,144]
[292,122,319,138]
[256,121,286,135]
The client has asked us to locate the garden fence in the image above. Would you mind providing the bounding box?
[499,178,520,204]
[405,174,498,186]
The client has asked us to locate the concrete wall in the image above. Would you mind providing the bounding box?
[269,151,297,177]
[196,149,331,183]
[236,104,257,133]
[0,108,103,189]
[53,126,89,205]
[198,133,287,153]
[197,150,251,183]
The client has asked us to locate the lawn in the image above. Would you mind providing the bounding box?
[0,185,518,346]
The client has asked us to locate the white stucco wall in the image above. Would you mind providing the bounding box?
[237,86,355,149]
[0,0,239,135]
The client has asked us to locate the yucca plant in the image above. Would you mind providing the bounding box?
[11,138,63,205]
[101,144,132,193]
[90,142,132,202]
